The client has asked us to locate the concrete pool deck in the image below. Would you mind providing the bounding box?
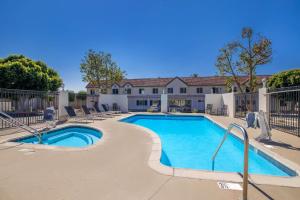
[0,113,300,200]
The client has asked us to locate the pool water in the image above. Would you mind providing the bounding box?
[122,115,296,177]
[15,126,102,148]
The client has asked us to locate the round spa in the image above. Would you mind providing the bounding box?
[14,126,102,148]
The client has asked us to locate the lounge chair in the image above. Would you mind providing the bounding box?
[93,104,115,117]
[148,104,160,112]
[81,105,105,120]
[101,104,121,114]
[43,107,57,129]
[64,106,93,123]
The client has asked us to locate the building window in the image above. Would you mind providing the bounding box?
[180,87,187,94]
[167,88,173,94]
[212,87,219,94]
[152,88,158,94]
[139,88,145,94]
[90,89,95,95]
[233,87,237,92]
[136,100,147,106]
[112,89,119,94]
[125,88,131,94]
[196,88,203,94]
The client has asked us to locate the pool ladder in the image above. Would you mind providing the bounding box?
[0,111,42,144]
[211,123,249,200]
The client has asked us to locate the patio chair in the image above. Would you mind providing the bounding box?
[93,104,115,117]
[102,104,121,114]
[148,104,160,112]
[64,106,93,123]
[81,105,105,120]
[206,104,213,114]
[43,107,57,129]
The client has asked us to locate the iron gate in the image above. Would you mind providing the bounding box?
[0,88,59,129]
[234,92,259,118]
[268,86,300,136]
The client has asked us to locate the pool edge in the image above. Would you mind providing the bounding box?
[120,113,300,187]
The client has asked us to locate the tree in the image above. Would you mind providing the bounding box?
[191,73,199,77]
[0,55,63,91]
[216,27,272,93]
[80,50,126,93]
[268,69,300,89]
[76,90,87,100]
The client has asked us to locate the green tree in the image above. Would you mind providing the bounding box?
[216,27,272,93]
[268,69,300,89]
[80,50,125,93]
[76,90,87,100]
[0,55,63,91]
[68,90,75,102]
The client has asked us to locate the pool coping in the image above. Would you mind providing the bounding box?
[1,124,107,152]
[120,113,300,187]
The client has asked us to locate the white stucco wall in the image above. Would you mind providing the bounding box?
[161,94,168,113]
[205,93,223,111]
[58,91,69,119]
[221,92,235,117]
[166,78,188,94]
[99,94,128,112]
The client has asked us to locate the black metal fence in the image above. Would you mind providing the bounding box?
[268,86,300,136]
[0,88,59,129]
[234,92,259,118]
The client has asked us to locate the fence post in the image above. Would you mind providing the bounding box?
[258,80,269,113]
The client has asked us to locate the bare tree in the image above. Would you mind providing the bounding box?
[216,27,272,93]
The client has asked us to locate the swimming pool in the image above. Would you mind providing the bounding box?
[14,126,102,148]
[122,115,296,177]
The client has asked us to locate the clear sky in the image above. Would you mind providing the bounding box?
[0,0,299,91]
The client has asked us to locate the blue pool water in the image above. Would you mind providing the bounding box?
[15,126,102,148]
[122,115,296,177]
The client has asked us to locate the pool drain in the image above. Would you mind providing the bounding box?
[217,182,242,190]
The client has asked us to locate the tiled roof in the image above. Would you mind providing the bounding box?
[86,75,270,88]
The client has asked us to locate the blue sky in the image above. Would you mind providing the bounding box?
[0,0,299,91]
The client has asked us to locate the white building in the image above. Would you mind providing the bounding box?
[86,76,269,112]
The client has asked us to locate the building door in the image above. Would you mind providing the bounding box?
[197,97,205,112]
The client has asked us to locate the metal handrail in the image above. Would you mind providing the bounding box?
[211,123,249,200]
[0,111,42,143]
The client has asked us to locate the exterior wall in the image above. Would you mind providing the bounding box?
[161,94,168,113]
[188,86,226,95]
[205,94,223,111]
[87,85,226,96]
[86,95,99,108]
[99,94,128,112]
[58,91,69,119]
[128,95,160,111]
[222,92,235,118]
[87,78,227,112]
[129,87,165,96]
[165,78,188,94]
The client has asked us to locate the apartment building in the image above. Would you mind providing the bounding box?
[86,76,269,112]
